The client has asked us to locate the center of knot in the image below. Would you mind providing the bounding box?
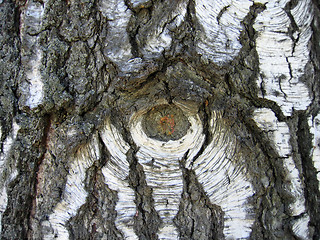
[142,104,190,141]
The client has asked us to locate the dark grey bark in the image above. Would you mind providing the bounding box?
[0,0,319,239]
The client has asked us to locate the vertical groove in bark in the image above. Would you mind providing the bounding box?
[298,113,320,239]
[0,5,21,227]
[2,115,47,239]
[28,114,52,239]
[308,1,320,239]
[176,163,224,240]
[127,149,161,240]
[67,165,121,240]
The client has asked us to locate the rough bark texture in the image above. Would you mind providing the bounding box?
[0,0,319,239]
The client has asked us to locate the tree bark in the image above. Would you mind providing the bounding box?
[0,0,319,239]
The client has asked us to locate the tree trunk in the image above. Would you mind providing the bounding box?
[0,0,319,239]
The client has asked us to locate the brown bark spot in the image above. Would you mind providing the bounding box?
[142,104,190,141]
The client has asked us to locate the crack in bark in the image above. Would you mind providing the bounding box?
[177,150,224,239]
[297,112,320,239]
[186,103,211,169]
[27,114,52,239]
[233,2,266,100]
[278,74,288,99]
[284,0,300,56]
[127,150,161,240]
[285,57,293,83]
[216,5,230,25]
[117,121,161,240]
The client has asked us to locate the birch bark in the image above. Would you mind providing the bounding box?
[0,0,319,239]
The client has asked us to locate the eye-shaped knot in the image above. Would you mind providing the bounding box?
[129,102,204,157]
[141,104,190,141]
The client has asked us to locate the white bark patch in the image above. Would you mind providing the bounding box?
[308,113,320,189]
[130,105,204,239]
[0,188,7,237]
[283,156,306,216]
[195,0,251,64]
[141,1,188,59]
[292,214,312,240]
[100,121,137,240]
[254,0,313,116]
[253,109,291,157]
[253,108,310,238]
[189,111,254,239]
[20,0,46,109]
[0,121,19,237]
[0,121,20,173]
[98,0,133,69]
[129,0,151,9]
[43,135,100,239]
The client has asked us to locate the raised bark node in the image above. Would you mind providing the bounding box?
[142,104,191,141]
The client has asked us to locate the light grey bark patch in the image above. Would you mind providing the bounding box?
[66,42,93,95]
[113,58,160,89]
